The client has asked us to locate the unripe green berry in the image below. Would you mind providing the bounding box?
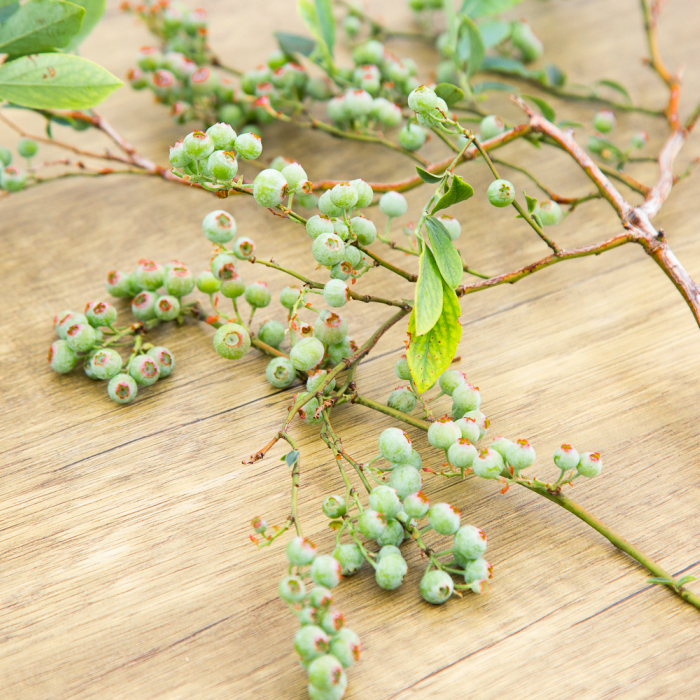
[128,354,160,386]
[438,369,466,396]
[290,337,324,371]
[379,191,408,218]
[213,322,251,360]
[388,464,422,499]
[375,553,408,590]
[330,182,358,210]
[448,439,477,469]
[84,301,117,328]
[463,557,493,587]
[311,555,342,589]
[265,357,296,388]
[280,285,301,309]
[1,165,26,191]
[323,279,349,308]
[183,130,215,159]
[278,575,306,603]
[255,320,284,349]
[554,444,580,471]
[65,323,97,353]
[89,348,123,380]
[206,122,237,150]
[420,569,454,604]
[631,131,648,150]
[505,438,536,470]
[577,451,602,477]
[286,535,317,566]
[332,219,350,242]
[319,608,345,636]
[462,410,490,439]
[0,146,11,166]
[403,491,429,519]
[154,295,180,321]
[479,115,506,141]
[356,509,387,539]
[314,310,347,345]
[280,161,308,193]
[376,545,402,562]
[164,263,195,297]
[107,372,138,404]
[437,215,461,241]
[395,355,411,381]
[369,485,402,519]
[333,543,363,576]
[378,427,412,464]
[312,233,345,267]
[253,168,288,208]
[18,137,38,158]
[377,519,405,547]
[308,654,346,693]
[219,273,245,299]
[323,495,347,519]
[233,132,262,160]
[452,382,481,413]
[350,179,373,208]
[454,525,488,566]
[511,20,543,62]
[489,436,514,461]
[453,417,479,445]
[408,85,438,114]
[210,253,237,281]
[130,291,157,322]
[327,337,355,365]
[300,396,323,425]
[407,448,423,470]
[398,123,428,151]
[55,311,87,339]
[329,628,361,669]
[196,270,221,294]
[344,88,374,118]
[428,417,461,450]
[593,109,616,134]
[105,270,134,298]
[48,340,77,373]
[294,625,330,661]
[146,346,175,378]
[306,215,334,240]
[134,259,164,291]
[350,215,376,245]
[534,200,563,226]
[230,235,255,261]
[244,280,271,309]
[306,369,336,394]
[472,448,504,479]
[428,502,460,536]
[318,190,344,218]
[487,179,515,207]
[204,150,238,181]
[387,386,417,414]
[307,586,332,610]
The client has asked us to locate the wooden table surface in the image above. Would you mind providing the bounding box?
[2,1,700,698]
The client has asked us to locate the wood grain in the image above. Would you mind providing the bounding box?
[2,1,700,698]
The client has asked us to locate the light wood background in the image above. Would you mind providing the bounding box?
[2,1,700,698]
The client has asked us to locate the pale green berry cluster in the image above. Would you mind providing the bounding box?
[277,536,361,700]
[0,138,37,193]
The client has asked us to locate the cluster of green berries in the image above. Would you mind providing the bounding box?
[587,109,648,163]
[0,138,39,192]
[278,535,361,700]
[49,303,175,405]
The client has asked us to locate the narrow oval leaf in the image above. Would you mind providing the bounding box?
[521,93,555,122]
[0,0,85,55]
[407,280,462,393]
[477,19,511,47]
[430,175,474,215]
[472,80,517,94]
[415,166,444,184]
[0,53,122,109]
[434,82,464,108]
[457,15,485,78]
[481,55,532,78]
[414,247,443,336]
[543,63,566,87]
[596,78,632,103]
[64,0,105,51]
[314,0,335,57]
[285,450,300,468]
[275,31,316,57]
[424,217,463,289]
[462,0,523,18]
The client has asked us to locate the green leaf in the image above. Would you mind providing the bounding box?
[457,15,484,78]
[0,0,18,8]
[481,55,532,78]
[284,450,300,468]
[0,53,122,109]
[678,575,697,586]
[314,0,335,57]
[522,93,555,122]
[524,192,538,214]
[434,82,464,108]
[0,0,85,55]
[63,0,105,51]
[647,577,675,588]
[414,247,443,336]
[596,78,632,103]
[0,2,19,22]
[415,166,444,184]
[424,216,463,289]
[461,0,523,18]
[543,63,566,87]
[328,520,343,530]
[407,279,462,393]
[472,80,517,94]
[430,175,474,216]
[477,19,511,47]
[275,31,316,57]
[557,120,585,129]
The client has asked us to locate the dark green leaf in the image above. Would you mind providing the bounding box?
[0,53,122,108]
[275,31,316,57]
[415,166,444,184]
[457,15,484,78]
[0,2,19,22]
[284,450,300,468]
[314,0,335,57]
[0,0,85,55]
[543,63,566,87]
[647,577,675,588]
[63,0,105,51]
[522,93,555,122]
[434,82,464,108]
[407,279,462,393]
[414,247,443,336]
[424,216,463,289]
[524,192,538,214]
[477,19,510,48]
[596,78,631,103]
[430,175,474,215]
[472,80,517,94]
[481,55,532,78]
